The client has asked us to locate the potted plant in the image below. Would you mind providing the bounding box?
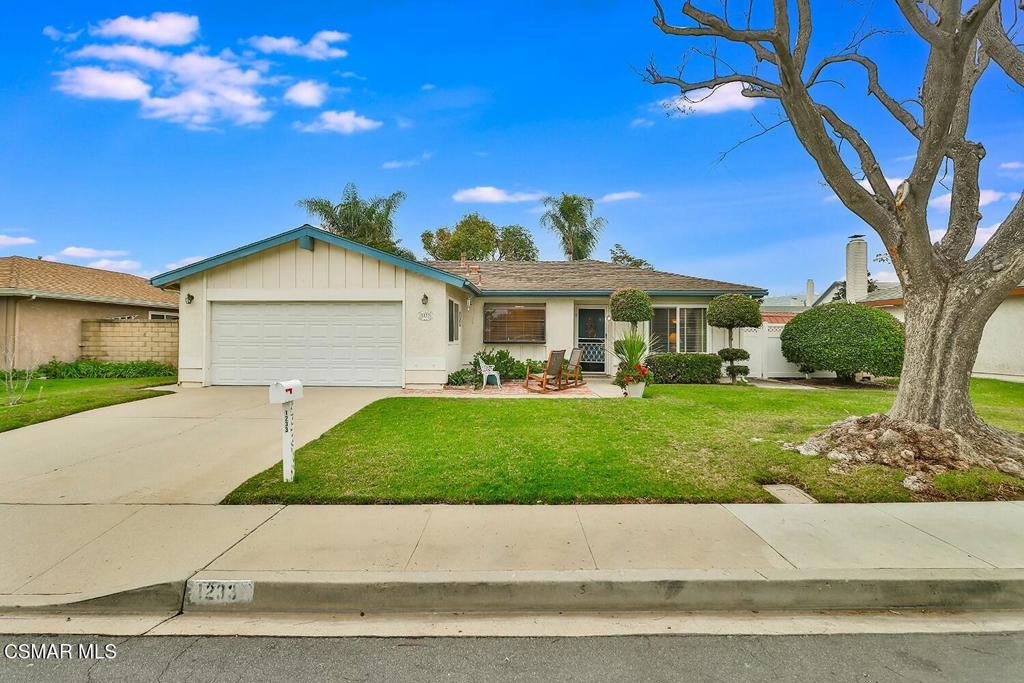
[613,329,653,398]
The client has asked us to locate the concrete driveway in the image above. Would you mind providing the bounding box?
[0,386,398,504]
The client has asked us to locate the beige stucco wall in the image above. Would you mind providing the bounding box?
[174,239,455,386]
[1,296,160,369]
[875,299,1024,379]
[81,319,179,365]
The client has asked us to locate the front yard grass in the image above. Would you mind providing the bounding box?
[0,377,175,432]
[225,378,1024,505]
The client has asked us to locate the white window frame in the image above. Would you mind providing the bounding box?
[650,305,710,353]
[149,311,179,320]
[447,298,461,343]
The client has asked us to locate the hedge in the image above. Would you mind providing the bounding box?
[36,359,177,379]
[780,302,904,381]
[645,353,722,384]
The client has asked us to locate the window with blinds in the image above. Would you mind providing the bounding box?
[650,307,707,353]
[483,304,546,343]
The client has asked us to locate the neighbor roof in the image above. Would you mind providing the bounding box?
[0,256,178,308]
[425,260,766,296]
[859,284,904,305]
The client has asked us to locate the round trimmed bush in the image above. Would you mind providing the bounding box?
[780,302,904,381]
[708,294,763,332]
[717,348,750,363]
[610,288,653,327]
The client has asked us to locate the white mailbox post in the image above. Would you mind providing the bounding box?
[269,380,304,482]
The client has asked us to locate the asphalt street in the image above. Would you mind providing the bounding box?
[1,632,1022,682]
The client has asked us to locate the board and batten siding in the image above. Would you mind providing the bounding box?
[175,239,452,386]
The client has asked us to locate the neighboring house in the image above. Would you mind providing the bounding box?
[0,256,179,368]
[150,225,767,387]
[861,283,1024,380]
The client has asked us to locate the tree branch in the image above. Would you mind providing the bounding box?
[895,0,953,45]
[652,0,779,64]
[816,103,895,203]
[807,54,924,138]
[978,1,1024,88]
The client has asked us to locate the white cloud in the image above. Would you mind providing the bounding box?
[452,186,545,203]
[91,12,199,46]
[395,116,414,129]
[630,117,654,129]
[59,246,128,258]
[55,66,151,100]
[873,270,900,283]
[0,234,36,247]
[164,256,205,270]
[381,152,433,169]
[284,80,328,107]
[420,83,436,91]
[65,45,270,128]
[87,258,142,272]
[247,30,349,60]
[295,110,382,134]
[659,82,760,116]
[999,161,1023,170]
[599,190,642,203]
[827,176,903,202]
[43,25,81,42]
[337,70,365,80]
[929,189,1019,209]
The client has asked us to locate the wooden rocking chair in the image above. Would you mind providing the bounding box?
[559,348,585,388]
[525,349,566,393]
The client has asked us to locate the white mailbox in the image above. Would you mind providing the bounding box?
[269,380,303,482]
[269,379,304,404]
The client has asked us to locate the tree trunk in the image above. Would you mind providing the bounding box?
[797,279,1024,489]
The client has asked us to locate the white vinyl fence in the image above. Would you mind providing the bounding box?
[741,324,834,380]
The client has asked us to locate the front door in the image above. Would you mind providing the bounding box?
[576,308,606,373]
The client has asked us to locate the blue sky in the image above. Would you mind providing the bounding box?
[1,2,1021,296]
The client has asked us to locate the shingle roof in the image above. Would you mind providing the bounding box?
[422,259,765,294]
[859,284,904,304]
[0,256,178,308]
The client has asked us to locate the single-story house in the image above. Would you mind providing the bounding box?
[861,283,1024,380]
[1,256,179,368]
[150,225,767,387]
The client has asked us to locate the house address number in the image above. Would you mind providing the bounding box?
[188,579,254,604]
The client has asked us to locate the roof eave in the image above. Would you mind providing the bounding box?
[477,288,768,297]
[0,288,178,309]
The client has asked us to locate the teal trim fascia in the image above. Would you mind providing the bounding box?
[479,288,768,298]
[297,235,314,251]
[150,225,479,293]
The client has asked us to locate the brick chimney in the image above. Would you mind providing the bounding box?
[845,234,868,303]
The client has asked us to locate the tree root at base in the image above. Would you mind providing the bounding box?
[788,413,1024,492]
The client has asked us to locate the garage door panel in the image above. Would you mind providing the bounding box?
[210,302,403,387]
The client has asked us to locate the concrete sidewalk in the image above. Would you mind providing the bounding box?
[3,502,1024,617]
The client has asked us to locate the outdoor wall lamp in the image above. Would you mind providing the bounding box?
[185,294,194,304]
[421,294,429,305]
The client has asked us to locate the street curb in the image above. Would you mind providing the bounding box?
[0,581,185,614]
[183,569,1024,614]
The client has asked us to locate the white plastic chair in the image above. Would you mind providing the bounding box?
[480,363,501,389]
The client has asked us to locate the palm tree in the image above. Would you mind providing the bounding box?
[539,193,606,260]
[297,183,414,258]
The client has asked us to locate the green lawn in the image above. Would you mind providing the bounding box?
[225,378,1024,505]
[0,378,175,432]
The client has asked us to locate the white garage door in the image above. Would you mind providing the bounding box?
[210,302,403,386]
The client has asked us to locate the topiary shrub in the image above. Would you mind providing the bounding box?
[610,288,653,330]
[708,294,762,384]
[645,353,722,384]
[724,364,750,381]
[780,302,905,382]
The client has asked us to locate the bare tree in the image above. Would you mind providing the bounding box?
[2,348,34,407]
[645,0,1024,478]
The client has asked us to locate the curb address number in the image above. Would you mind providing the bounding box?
[188,579,254,604]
